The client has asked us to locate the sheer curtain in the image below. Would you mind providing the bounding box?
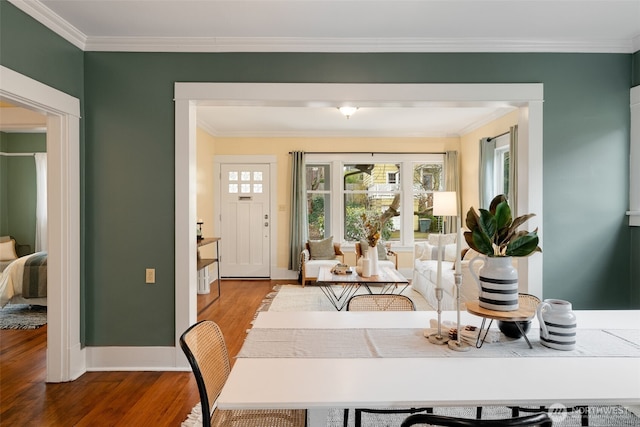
[34,153,47,252]
[478,137,496,209]
[288,151,308,272]
[444,151,460,234]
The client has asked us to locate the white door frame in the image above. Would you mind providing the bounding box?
[214,155,278,278]
[0,65,83,382]
[174,82,543,366]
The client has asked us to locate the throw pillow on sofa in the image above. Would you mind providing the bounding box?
[308,236,335,260]
[359,239,387,260]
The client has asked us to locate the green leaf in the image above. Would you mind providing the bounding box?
[505,232,541,257]
[494,201,512,230]
[471,228,494,256]
[489,194,507,215]
[494,201,512,246]
[463,231,480,253]
[478,209,497,241]
[465,207,479,232]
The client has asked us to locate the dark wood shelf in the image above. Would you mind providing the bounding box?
[197,237,221,299]
[198,237,220,247]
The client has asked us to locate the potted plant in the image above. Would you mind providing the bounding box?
[464,194,541,312]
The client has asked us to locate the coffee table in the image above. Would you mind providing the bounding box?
[316,266,409,310]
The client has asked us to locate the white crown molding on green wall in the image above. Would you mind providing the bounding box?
[9,0,640,54]
[9,0,86,50]
[83,36,638,54]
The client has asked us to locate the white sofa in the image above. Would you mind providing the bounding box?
[412,233,481,311]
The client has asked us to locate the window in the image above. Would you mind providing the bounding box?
[306,164,331,240]
[306,154,444,246]
[343,163,401,242]
[494,145,510,197]
[413,163,443,236]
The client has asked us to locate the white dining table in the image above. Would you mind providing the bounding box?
[218,310,640,427]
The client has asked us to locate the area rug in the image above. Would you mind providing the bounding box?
[0,304,47,329]
[267,283,433,312]
[182,403,640,426]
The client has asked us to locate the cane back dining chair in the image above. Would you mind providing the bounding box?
[344,293,429,427]
[346,293,415,311]
[401,412,553,427]
[180,320,306,427]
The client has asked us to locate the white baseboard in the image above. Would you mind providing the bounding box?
[271,268,299,281]
[86,346,190,371]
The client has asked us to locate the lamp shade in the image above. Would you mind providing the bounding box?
[433,191,457,216]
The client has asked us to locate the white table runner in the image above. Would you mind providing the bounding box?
[237,328,640,358]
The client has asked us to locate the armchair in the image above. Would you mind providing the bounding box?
[300,241,344,287]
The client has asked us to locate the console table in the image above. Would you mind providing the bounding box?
[197,237,220,298]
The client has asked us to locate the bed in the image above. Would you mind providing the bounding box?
[0,237,47,307]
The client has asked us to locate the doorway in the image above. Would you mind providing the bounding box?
[0,65,82,382]
[174,82,544,369]
[219,163,271,278]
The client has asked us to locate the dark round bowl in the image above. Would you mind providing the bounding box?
[498,320,531,339]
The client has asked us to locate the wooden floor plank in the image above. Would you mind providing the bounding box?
[0,279,294,426]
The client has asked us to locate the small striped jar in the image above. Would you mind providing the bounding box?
[536,299,577,350]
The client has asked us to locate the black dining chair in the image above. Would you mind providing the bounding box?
[180,320,306,427]
[401,412,553,427]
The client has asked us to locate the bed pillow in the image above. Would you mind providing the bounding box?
[0,239,18,261]
[308,236,335,260]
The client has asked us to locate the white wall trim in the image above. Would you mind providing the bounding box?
[83,36,638,54]
[174,98,197,369]
[8,0,87,50]
[86,346,190,371]
[630,86,640,227]
[0,65,83,382]
[175,82,545,332]
[10,0,637,54]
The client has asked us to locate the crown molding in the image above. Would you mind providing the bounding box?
[9,0,86,50]
[633,34,640,53]
[85,36,636,54]
[11,0,638,54]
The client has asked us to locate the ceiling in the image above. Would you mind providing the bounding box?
[10,0,640,137]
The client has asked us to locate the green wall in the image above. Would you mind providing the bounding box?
[2,1,638,347]
[0,133,46,250]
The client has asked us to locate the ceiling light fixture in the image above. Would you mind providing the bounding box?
[338,106,358,119]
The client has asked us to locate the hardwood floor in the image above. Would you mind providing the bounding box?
[0,279,296,426]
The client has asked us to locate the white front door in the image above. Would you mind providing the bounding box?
[220,164,271,277]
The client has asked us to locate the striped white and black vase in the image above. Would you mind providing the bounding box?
[536,299,577,350]
[469,256,519,311]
